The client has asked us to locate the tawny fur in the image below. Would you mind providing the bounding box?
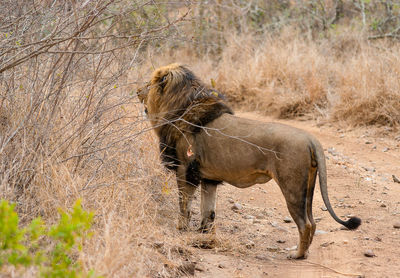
[138,63,361,259]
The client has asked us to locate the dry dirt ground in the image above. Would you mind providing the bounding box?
[181,112,400,278]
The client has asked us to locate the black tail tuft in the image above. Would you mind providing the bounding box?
[343,217,361,230]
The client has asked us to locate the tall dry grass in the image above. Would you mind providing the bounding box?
[0,1,196,277]
[165,27,400,127]
[0,62,192,276]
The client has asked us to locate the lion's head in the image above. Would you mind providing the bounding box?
[138,63,229,131]
[137,63,233,170]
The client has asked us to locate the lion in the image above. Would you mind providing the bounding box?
[137,63,361,259]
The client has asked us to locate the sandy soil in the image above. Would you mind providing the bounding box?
[183,112,400,278]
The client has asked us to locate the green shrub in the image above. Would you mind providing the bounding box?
[0,200,98,277]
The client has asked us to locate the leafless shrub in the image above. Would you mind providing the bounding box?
[0,1,193,276]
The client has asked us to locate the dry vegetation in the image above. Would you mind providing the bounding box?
[1,0,400,277]
[213,30,400,126]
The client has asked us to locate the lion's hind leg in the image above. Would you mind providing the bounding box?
[285,200,312,259]
[278,166,317,259]
[306,166,318,246]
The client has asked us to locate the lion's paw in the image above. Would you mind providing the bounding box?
[287,250,307,260]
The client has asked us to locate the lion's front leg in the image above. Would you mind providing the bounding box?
[177,172,197,231]
[199,182,217,233]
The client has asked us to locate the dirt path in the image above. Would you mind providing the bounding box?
[187,112,400,278]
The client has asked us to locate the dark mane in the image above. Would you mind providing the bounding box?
[151,64,233,171]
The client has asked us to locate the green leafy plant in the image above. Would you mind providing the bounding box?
[0,199,97,277]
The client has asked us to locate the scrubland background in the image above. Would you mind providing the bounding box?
[1,0,400,276]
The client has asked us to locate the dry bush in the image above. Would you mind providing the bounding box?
[0,1,195,277]
[332,44,400,126]
[173,27,400,127]
[174,1,400,127]
[211,30,330,119]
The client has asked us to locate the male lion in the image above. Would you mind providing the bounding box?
[137,63,361,259]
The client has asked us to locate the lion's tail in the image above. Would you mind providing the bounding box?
[313,141,361,230]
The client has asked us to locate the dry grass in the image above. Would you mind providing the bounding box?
[209,28,400,127]
[0,88,186,277]
[0,49,194,277]
[0,95,195,277]
[148,27,400,127]
[0,2,200,276]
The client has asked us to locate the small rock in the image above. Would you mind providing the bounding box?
[321,206,328,211]
[340,226,349,230]
[328,148,338,156]
[228,198,235,204]
[393,222,400,229]
[364,250,376,257]
[218,263,225,269]
[267,246,279,252]
[374,236,382,242]
[276,239,286,244]
[320,241,334,247]
[382,147,389,152]
[315,230,328,235]
[270,221,278,227]
[365,141,373,144]
[343,240,349,244]
[372,145,377,150]
[253,219,261,224]
[283,216,292,223]
[243,215,255,220]
[380,203,387,208]
[393,175,400,184]
[232,203,242,211]
[255,255,270,261]
[315,217,322,222]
